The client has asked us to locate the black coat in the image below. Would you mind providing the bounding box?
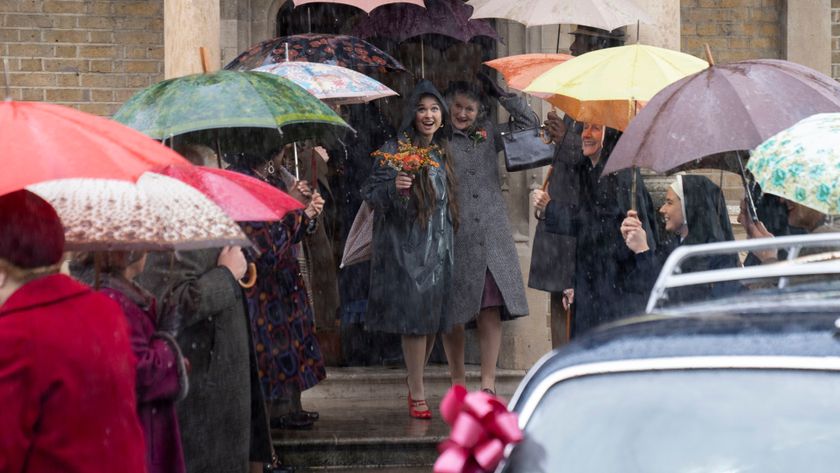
[361,80,455,335]
[544,130,659,335]
[628,175,741,307]
[528,116,580,293]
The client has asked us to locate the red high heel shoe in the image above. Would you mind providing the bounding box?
[408,392,432,419]
[406,377,432,419]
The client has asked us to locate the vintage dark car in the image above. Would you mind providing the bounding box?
[500,233,840,473]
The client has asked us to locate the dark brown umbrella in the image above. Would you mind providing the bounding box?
[603,59,840,176]
[353,0,500,44]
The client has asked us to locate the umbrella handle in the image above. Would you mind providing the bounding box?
[239,263,257,288]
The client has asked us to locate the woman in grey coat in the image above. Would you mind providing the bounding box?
[362,80,458,419]
[139,248,273,473]
[442,79,531,394]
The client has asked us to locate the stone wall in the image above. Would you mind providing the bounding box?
[833,0,840,79]
[1,0,164,116]
[680,0,784,62]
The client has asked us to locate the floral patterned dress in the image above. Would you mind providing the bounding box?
[234,168,326,401]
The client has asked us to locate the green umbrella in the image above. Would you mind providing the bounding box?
[747,113,840,215]
[113,70,351,141]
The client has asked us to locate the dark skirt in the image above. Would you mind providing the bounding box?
[480,269,504,309]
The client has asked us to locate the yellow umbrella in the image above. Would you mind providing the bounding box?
[523,44,708,130]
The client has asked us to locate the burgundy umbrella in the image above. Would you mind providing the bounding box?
[353,0,500,44]
[603,59,840,176]
[224,33,406,73]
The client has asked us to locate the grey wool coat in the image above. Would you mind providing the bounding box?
[447,95,533,324]
[138,249,272,473]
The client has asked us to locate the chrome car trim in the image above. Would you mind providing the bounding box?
[516,355,840,428]
[647,232,840,313]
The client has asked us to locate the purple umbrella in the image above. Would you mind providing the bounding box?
[604,59,840,176]
[353,0,500,44]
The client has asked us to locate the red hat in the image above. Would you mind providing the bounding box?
[0,190,65,269]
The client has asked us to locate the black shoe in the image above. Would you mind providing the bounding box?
[299,409,319,421]
[270,413,314,430]
[265,464,294,473]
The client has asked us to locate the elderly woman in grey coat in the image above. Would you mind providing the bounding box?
[442,78,531,394]
[139,248,273,473]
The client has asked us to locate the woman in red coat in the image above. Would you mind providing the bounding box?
[0,190,146,473]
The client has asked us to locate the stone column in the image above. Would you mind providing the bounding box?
[785,0,831,75]
[164,0,221,78]
[626,0,680,50]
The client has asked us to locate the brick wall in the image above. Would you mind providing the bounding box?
[833,0,840,79]
[680,0,783,63]
[1,0,164,116]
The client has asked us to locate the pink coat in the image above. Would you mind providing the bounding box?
[0,274,147,473]
[100,277,187,473]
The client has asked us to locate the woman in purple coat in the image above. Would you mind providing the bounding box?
[72,251,189,473]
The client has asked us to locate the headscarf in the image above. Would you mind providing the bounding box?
[681,175,735,246]
[670,175,688,233]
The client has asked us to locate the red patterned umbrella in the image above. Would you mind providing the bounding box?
[155,165,304,222]
[224,34,406,73]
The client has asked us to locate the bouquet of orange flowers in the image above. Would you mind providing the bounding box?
[372,137,440,175]
[372,136,440,199]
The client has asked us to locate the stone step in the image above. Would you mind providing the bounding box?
[276,365,526,470]
[302,364,526,402]
[274,399,445,470]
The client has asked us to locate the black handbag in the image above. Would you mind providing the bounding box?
[502,113,555,172]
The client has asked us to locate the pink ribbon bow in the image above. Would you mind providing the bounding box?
[433,385,523,473]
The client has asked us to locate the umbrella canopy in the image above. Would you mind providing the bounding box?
[484,53,572,90]
[113,70,351,142]
[340,201,373,268]
[604,59,840,175]
[292,0,424,14]
[224,34,406,73]
[465,0,652,30]
[353,0,500,44]
[0,100,190,197]
[155,165,304,221]
[28,173,251,251]
[252,62,397,105]
[747,113,840,215]
[523,44,708,130]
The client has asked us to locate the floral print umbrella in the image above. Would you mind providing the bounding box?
[747,113,840,215]
[113,70,350,141]
[253,62,397,105]
[28,173,251,251]
[224,34,406,73]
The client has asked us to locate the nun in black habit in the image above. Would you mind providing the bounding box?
[621,174,741,307]
[542,123,659,337]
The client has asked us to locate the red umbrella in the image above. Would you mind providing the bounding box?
[0,100,190,196]
[155,165,304,222]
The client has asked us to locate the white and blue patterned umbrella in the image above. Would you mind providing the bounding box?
[748,113,840,215]
[253,62,397,105]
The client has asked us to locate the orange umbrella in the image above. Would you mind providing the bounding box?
[484,53,572,90]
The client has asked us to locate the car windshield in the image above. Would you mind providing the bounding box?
[503,369,840,473]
